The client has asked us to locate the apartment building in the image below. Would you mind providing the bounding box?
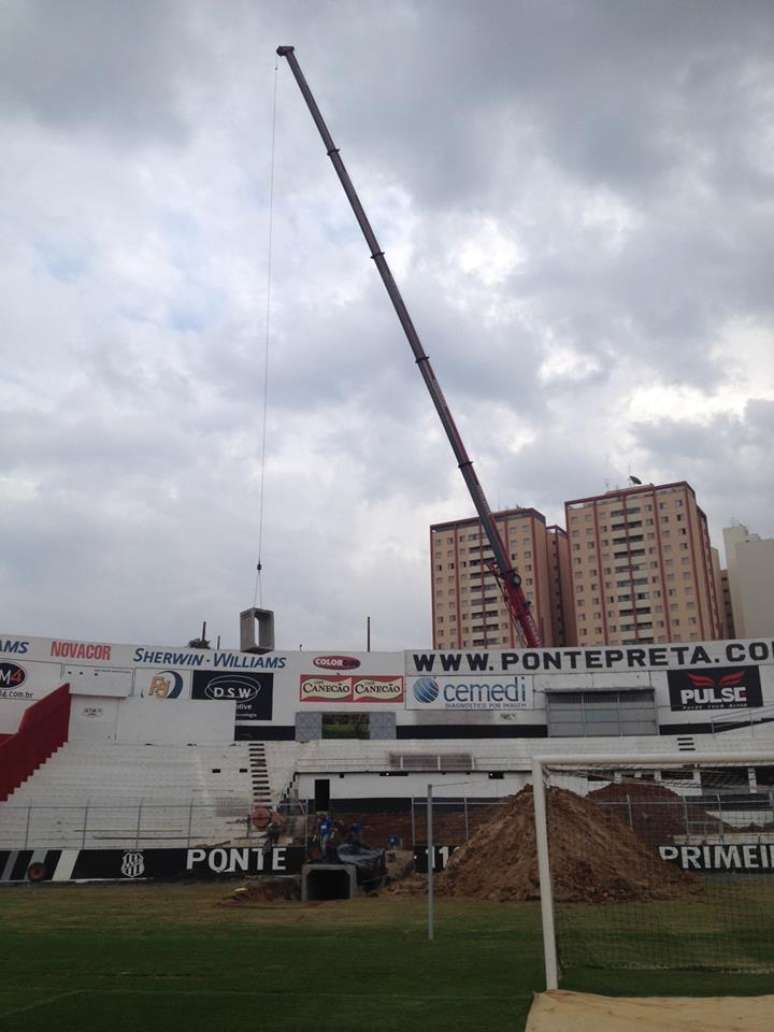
[720,568,735,638]
[710,547,734,639]
[546,525,576,646]
[564,482,722,646]
[723,524,774,638]
[430,508,556,649]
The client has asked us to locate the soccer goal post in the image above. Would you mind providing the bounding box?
[532,750,774,989]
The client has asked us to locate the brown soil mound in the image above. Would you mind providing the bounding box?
[589,781,727,840]
[219,877,300,905]
[432,785,700,903]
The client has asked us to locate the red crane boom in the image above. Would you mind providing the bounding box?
[277,46,541,648]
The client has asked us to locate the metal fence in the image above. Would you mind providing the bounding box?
[0,801,256,851]
[324,791,774,850]
[4,791,772,853]
[594,794,774,842]
[308,796,508,849]
[0,797,313,852]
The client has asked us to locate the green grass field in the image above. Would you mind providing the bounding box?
[2,882,774,1031]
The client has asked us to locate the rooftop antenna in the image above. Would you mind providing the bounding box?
[188,621,210,649]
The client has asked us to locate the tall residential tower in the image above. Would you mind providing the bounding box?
[564,481,722,646]
[430,507,573,649]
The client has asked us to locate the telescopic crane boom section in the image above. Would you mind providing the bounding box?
[277,45,542,649]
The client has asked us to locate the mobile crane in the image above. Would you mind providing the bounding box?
[277,46,542,649]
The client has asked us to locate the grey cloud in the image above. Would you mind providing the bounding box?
[0,0,198,144]
[632,400,774,557]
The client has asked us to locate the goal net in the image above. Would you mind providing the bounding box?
[532,751,774,989]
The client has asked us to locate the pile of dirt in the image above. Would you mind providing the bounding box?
[589,781,727,840]
[429,785,700,904]
[219,877,300,906]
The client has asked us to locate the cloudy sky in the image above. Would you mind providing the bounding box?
[2,1,773,652]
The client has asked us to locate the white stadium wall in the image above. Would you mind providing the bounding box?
[114,698,236,746]
[2,633,774,744]
[69,696,122,742]
[294,770,530,803]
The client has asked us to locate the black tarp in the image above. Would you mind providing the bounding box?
[332,844,386,885]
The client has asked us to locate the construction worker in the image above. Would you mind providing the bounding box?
[318,813,333,856]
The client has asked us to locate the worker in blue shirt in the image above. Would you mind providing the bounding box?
[319,814,333,856]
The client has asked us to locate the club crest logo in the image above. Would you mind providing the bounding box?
[144,670,184,699]
[120,851,145,878]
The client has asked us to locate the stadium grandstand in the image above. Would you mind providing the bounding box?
[1,631,773,881]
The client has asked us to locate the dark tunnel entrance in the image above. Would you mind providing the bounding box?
[303,866,355,901]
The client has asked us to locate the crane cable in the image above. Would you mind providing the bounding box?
[253,57,280,608]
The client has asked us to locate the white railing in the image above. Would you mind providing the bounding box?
[292,755,485,774]
[0,801,256,850]
[711,705,774,735]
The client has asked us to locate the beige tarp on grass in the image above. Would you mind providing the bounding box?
[525,990,774,1031]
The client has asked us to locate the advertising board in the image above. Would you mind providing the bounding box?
[406,674,532,711]
[299,675,404,704]
[408,639,774,676]
[0,846,304,882]
[667,666,763,711]
[659,842,774,872]
[0,660,65,703]
[192,670,273,721]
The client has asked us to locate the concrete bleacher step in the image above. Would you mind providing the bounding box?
[248,743,273,807]
[0,742,261,850]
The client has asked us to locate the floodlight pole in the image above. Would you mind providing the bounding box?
[427,782,434,941]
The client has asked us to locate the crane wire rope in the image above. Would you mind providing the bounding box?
[253,57,280,608]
